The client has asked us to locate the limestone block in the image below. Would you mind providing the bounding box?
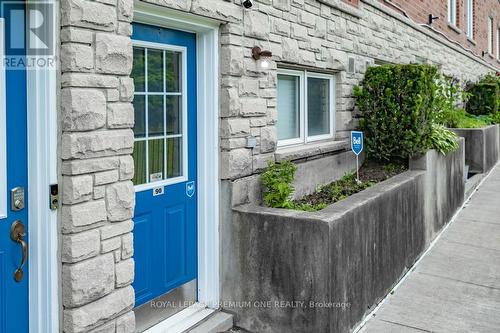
[220,46,244,76]
[221,148,253,179]
[106,89,120,102]
[220,87,240,117]
[106,182,135,222]
[107,103,134,129]
[115,258,134,287]
[62,253,115,307]
[62,88,107,131]
[62,200,107,233]
[118,156,134,181]
[94,186,105,199]
[63,286,134,333]
[101,236,121,253]
[100,220,133,239]
[282,38,300,63]
[61,0,116,31]
[119,77,134,102]
[260,127,277,153]
[273,0,290,10]
[220,118,251,138]
[117,0,133,21]
[191,0,242,23]
[115,311,135,333]
[62,175,93,204]
[61,27,93,43]
[117,22,132,36]
[95,33,133,75]
[61,129,134,159]
[61,73,119,88]
[62,229,100,263]
[121,233,134,259]
[94,170,119,186]
[298,11,316,28]
[62,157,119,175]
[271,17,290,36]
[238,79,259,97]
[244,11,270,40]
[240,98,267,117]
[61,43,93,72]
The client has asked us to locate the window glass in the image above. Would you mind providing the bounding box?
[132,47,145,92]
[466,0,473,38]
[488,17,493,54]
[131,46,185,186]
[307,77,330,137]
[277,74,300,141]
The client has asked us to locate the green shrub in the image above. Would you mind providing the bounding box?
[354,64,438,161]
[466,83,499,116]
[261,160,297,208]
[428,124,459,155]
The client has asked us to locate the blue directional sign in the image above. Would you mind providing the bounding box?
[351,131,364,156]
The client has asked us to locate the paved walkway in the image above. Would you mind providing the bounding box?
[359,164,500,333]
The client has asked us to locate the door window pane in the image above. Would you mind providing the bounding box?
[166,51,181,92]
[133,95,146,138]
[133,141,147,185]
[166,96,181,135]
[167,137,182,178]
[132,47,145,92]
[148,95,164,137]
[147,49,164,92]
[277,74,300,141]
[149,139,164,182]
[307,77,330,137]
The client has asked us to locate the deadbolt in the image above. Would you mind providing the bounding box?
[10,187,25,211]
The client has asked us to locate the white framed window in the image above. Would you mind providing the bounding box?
[277,68,335,147]
[131,41,188,191]
[497,28,500,59]
[448,0,457,26]
[488,17,493,54]
[466,0,474,38]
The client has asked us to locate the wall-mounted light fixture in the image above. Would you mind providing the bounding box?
[428,14,439,25]
[252,46,272,71]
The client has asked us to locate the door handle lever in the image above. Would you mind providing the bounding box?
[10,220,27,282]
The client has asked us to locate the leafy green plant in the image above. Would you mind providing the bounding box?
[466,82,499,116]
[428,124,459,155]
[354,64,438,161]
[261,160,297,208]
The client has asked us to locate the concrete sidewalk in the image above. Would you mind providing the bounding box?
[359,165,500,333]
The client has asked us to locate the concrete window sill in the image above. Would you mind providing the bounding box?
[275,139,349,162]
[466,37,477,45]
[447,23,462,34]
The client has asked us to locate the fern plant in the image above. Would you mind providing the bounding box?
[261,160,297,208]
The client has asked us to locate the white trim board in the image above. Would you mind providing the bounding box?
[0,18,7,219]
[26,0,59,332]
[133,0,221,324]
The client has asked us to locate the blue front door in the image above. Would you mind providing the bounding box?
[0,2,29,332]
[131,23,198,307]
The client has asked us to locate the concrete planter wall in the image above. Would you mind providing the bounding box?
[222,140,464,333]
[451,125,500,173]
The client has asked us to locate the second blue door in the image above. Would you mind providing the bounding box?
[131,23,198,307]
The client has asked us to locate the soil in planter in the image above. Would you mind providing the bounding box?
[292,160,407,212]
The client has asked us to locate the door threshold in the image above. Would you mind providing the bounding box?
[143,303,215,333]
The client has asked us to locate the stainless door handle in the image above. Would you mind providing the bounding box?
[10,220,27,282]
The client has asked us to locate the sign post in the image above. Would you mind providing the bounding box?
[351,131,364,182]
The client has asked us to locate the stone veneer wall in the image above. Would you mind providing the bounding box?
[59,0,136,332]
[57,0,498,332]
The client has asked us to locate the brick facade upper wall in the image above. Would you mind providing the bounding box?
[381,0,500,69]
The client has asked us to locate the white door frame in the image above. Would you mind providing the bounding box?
[26,0,59,332]
[133,1,221,329]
